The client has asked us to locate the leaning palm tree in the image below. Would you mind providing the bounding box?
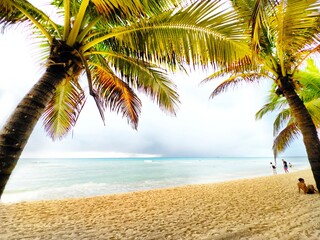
[256,59,320,158]
[202,0,320,190]
[0,0,250,198]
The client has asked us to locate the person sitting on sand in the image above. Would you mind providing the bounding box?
[297,178,318,194]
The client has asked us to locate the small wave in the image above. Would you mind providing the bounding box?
[1,182,111,203]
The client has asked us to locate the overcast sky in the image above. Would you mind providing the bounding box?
[0,27,307,159]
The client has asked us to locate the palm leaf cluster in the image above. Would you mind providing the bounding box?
[202,0,320,154]
[1,0,250,140]
[204,0,320,88]
[256,59,320,157]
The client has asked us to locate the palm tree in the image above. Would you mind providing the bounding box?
[256,59,320,158]
[203,0,320,190]
[0,0,250,198]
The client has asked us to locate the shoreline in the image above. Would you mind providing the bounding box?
[2,156,310,203]
[1,166,310,204]
[1,169,319,239]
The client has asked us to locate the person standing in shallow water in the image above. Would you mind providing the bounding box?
[282,159,289,173]
[270,162,277,175]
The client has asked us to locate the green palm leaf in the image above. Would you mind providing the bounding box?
[273,108,292,136]
[255,84,287,120]
[89,50,180,115]
[272,122,300,158]
[0,0,59,41]
[208,72,263,98]
[82,0,251,68]
[204,1,320,161]
[296,58,320,102]
[42,78,85,140]
[0,0,272,140]
[304,98,320,127]
[257,58,320,155]
[90,0,181,19]
[91,65,141,129]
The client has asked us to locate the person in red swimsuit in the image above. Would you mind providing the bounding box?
[282,159,289,173]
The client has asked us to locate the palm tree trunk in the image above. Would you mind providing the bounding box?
[281,78,320,191]
[0,67,66,198]
[0,40,83,199]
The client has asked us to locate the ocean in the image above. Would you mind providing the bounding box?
[1,157,310,203]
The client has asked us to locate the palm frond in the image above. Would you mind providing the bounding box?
[270,0,319,74]
[258,57,320,157]
[273,122,300,158]
[238,0,320,75]
[66,0,89,45]
[255,97,287,120]
[82,0,251,69]
[209,72,262,98]
[42,77,85,140]
[0,0,36,27]
[295,58,320,102]
[244,0,277,53]
[255,84,287,120]
[250,0,267,50]
[273,108,292,136]
[0,0,60,42]
[278,0,320,51]
[305,99,320,127]
[90,64,142,129]
[91,0,183,18]
[293,58,320,127]
[74,0,186,31]
[201,56,254,84]
[88,50,180,115]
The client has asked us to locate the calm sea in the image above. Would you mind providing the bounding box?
[1,157,310,203]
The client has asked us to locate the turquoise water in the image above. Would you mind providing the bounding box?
[1,157,310,203]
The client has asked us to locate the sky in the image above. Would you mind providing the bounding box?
[0,25,307,159]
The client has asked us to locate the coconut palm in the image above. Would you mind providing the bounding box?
[256,59,320,158]
[202,0,320,190]
[0,0,250,198]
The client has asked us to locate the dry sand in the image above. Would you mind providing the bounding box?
[0,169,319,240]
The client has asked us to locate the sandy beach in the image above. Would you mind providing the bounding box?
[0,169,319,240]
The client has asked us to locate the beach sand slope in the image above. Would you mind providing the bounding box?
[0,169,319,239]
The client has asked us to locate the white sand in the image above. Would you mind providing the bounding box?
[0,169,319,239]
